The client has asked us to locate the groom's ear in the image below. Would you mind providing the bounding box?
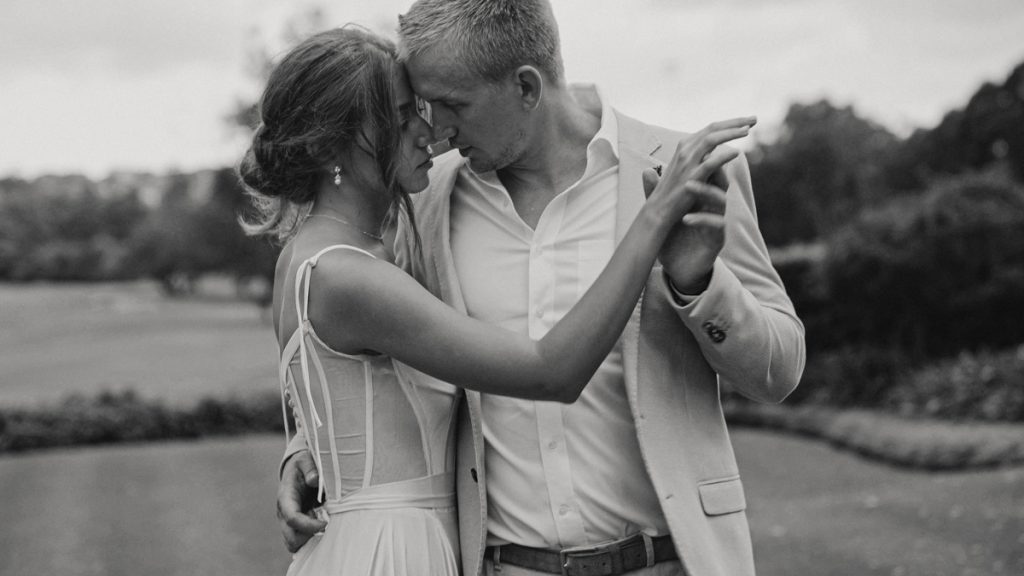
[512,65,543,111]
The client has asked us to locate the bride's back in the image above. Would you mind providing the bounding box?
[274,236,457,502]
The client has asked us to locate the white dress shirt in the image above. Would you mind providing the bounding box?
[449,91,669,549]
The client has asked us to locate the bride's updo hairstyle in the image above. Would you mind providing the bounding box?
[238,26,409,242]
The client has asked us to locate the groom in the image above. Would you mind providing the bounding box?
[279,1,805,575]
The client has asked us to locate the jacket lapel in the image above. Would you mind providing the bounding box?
[614,112,664,242]
[420,155,469,314]
[614,111,664,413]
[421,155,489,575]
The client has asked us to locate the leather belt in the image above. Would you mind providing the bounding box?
[484,533,677,576]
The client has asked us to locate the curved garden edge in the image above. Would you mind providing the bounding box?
[725,402,1024,471]
[3,390,1022,472]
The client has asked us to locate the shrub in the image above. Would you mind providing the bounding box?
[724,403,1024,469]
[883,345,1024,422]
[732,343,1024,424]
[0,390,284,453]
[782,346,914,407]
[822,172,1024,356]
[192,394,285,435]
[770,243,840,351]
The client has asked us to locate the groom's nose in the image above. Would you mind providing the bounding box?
[427,103,457,142]
[430,122,456,143]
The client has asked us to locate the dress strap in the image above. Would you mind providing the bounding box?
[308,243,378,265]
[283,243,379,501]
[293,243,377,427]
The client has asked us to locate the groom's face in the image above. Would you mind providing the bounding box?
[405,48,528,173]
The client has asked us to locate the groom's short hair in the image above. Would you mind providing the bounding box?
[397,0,564,84]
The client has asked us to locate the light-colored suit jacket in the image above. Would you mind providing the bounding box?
[401,94,806,576]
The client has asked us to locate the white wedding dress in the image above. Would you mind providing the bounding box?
[279,245,461,575]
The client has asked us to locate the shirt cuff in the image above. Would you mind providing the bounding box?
[662,269,706,306]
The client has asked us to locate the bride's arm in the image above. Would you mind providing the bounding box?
[309,125,750,402]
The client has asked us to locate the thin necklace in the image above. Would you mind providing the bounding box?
[307,214,384,241]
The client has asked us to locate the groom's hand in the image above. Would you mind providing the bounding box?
[278,449,327,553]
[642,117,755,294]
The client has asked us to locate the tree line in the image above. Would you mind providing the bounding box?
[0,168,276,297]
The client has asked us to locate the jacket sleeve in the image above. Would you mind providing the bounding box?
[279,386,310,477]
[663,151,805,403]
[280,431,309,478]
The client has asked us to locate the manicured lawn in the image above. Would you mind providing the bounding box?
[0,281,279,407]
[1,431,1019,576]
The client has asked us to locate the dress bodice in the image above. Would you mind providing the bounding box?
[278,245,459,505]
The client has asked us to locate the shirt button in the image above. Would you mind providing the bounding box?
[534,308,544,319]
[547,440,558,450]
[558,504,570,516]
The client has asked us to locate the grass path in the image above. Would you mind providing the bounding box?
[1,431,1020,576]
[736,430,1023,576]
[0,436,288,576]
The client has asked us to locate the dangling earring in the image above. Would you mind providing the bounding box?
[333,166,342,186]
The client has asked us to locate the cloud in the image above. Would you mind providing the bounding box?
[3,61,248,177]
[0,0,246,76]
[556,0,1024,134]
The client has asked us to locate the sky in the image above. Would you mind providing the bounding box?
[1,0,1022,179]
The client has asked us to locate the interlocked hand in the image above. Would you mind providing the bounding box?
[642,117,756,293]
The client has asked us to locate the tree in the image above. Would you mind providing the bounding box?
[227,6,329,132]
[883,60,1024,189]
[126,173,206,293]
[199,168,278,288]
[0,178,146,281]
[822,171,1024,357]
[748,100,900,245]
[124,169,278,298]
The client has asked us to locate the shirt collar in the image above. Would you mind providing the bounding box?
[585,84,619,161]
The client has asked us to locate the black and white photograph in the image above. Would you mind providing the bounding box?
[1,1,1022,575]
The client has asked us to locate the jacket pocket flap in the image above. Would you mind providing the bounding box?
[698,476,746,516]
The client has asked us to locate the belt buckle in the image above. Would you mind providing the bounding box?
[559,542,617,576]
